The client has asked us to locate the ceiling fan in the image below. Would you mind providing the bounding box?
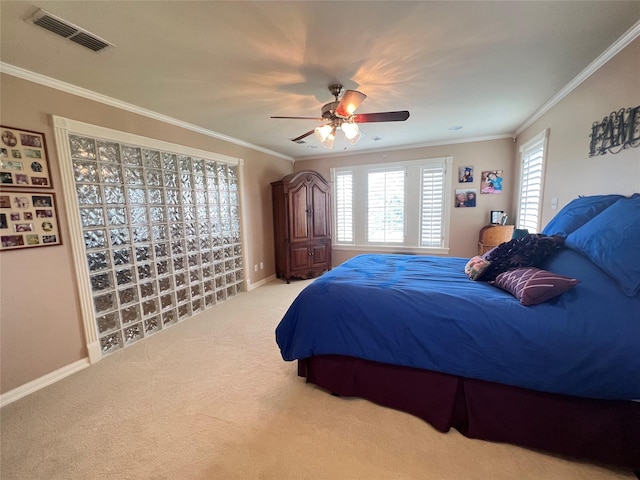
[271,84,410,149]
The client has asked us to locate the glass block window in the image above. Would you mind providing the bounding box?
[69,135,244,356]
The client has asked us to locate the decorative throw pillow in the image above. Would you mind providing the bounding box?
[511,228,530,240]
[481,234,565,281]
[464,256,491,280]
[565,196,640,296]
[491,267,580,306]
[541,194,624,237]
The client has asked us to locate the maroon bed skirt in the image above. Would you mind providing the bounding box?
[298,355,640,470]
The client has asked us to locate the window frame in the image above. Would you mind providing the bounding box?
[331,156,452,254]
[517,129,548,233]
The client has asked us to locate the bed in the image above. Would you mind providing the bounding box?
[275,194,640,470]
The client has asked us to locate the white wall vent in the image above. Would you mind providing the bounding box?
[28,9,114,52]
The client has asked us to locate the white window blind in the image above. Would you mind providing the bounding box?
[335,171,353,243]
[420,165,445,247]
[518,131,547,233]
[367,169,405,243]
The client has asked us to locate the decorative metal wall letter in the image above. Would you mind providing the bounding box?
[589,105,640,156]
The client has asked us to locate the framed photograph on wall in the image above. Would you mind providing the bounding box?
[455,188,477,208]
[0,126,52,188]
[480,170,503,194]
[0,190,62,250]
[458,166,474,183]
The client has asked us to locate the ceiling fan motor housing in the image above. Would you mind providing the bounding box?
[321,101,341,120]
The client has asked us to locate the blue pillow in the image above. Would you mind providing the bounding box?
[542,194,624,237]
[565,196,640,296]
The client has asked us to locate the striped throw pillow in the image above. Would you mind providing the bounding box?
[491,267,579,306]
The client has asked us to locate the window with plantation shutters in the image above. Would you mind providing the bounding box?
[518,130,547,233]
[331,156,452,252]
[367,168,405,243]
[334,171,353,243]
[420,165,445,247]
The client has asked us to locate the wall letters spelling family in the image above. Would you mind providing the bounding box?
[589,105,640,156]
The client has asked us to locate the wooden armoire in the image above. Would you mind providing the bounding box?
[271,170,332,283]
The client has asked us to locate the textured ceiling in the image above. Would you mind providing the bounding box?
[1,1,639,160]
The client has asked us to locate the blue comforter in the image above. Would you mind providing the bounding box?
[276,250,640,400]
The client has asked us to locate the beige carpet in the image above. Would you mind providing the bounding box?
[0,279,634,480]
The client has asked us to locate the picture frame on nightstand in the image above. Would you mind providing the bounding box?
[491,210,505,225]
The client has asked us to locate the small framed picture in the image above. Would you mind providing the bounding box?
[481,170,504,194]
[458,166,474,183]
[455,188,477,208]
[491,210,506,225]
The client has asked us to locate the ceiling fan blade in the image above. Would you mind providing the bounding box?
[291,129,316,142]
[335,90,367,117]
[271,116,324,120]
[353,111,410,123]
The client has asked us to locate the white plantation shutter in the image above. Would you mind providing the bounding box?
[334,170,353,243]
[421,165,445,247]
[518,131,547,233]
[367,169,405,243]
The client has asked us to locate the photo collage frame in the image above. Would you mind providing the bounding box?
[1,126,52,188]
[0,191,61,250]
[0,125,60,251]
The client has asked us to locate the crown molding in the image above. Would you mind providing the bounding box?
[0,63,295,163]
[515,19,640,136]
[294,133,515,162]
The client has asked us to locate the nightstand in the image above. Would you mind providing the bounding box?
[478,225,514,255]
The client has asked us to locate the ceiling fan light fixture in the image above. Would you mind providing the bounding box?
[274,84,409,149]
[341,120,360,141]
[314,124,333,142]
[320,126,337,149]
[347,131,361,145]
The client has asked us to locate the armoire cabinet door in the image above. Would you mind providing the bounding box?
[290,244,312,271]
[310,182,330,240]
[310,242,331,269]
[289,181,309,243]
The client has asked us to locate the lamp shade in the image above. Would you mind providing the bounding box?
[341,121,359,140]
[321,127,336,149]
[314,124,333,142]
[335,90,367,117]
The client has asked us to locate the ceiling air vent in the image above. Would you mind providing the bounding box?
[28,9,114,52]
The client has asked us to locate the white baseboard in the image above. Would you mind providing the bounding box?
[1,277,278,407]
[0,358,90,408]
[246,274,276,290]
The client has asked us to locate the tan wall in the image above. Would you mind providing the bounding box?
[0,74,293,394]
[516,37,640,227]
[295,137,516,263]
